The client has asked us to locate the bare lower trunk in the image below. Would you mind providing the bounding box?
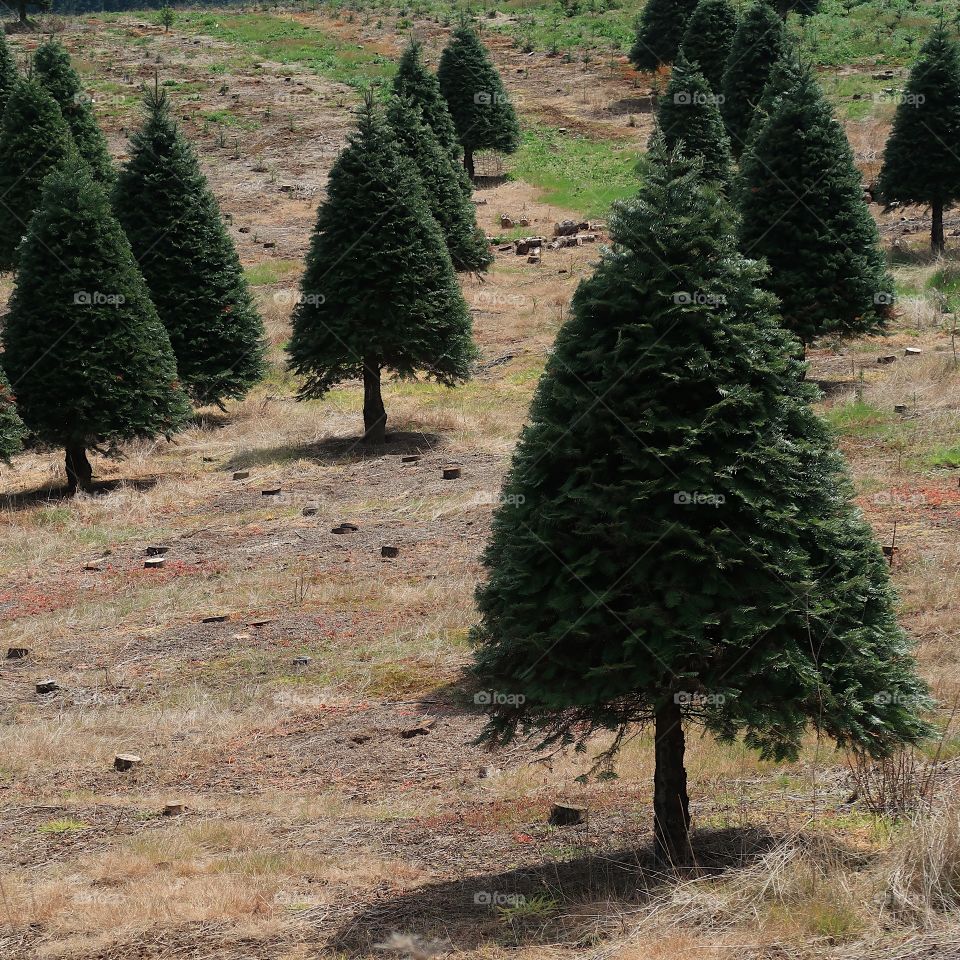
[65,444,92,494]
[653,697,692,867]
[362,358,386,445]
[932,201,945,255]
[464,147,475,182]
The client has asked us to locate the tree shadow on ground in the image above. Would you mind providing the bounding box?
[221,430,446,473]
[474,174,510,190]
[810,377,858,399]
[0,475,161,512]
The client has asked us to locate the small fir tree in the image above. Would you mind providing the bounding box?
[739,68,893,346]
[437,20,520,179]
[879,24,960,254]
[0,368,26,463]
[387,96,492,273]
[654,53,732,185]
[393,39,462,164]
[721,2,787,156]
[159,5,175,32]
[629,0,700,71]
[2,156,190,492]
[0,32,18,118]
[287,96,477,444]
[113,87,266,408]
[679,0,738,93]
[33,39,113,184]
[471,145,930,866]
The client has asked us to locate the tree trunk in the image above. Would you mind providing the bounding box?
[18,0,27,24]
[362,358,386,445]
[932,201,945,255]
[653,696,692,867]
[65,444,93,494]
[464,147,475,182]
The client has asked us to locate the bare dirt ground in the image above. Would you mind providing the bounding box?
[2,12,960,960]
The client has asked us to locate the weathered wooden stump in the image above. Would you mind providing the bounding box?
[162,802,188,816]
[144,557,165,569]
[442,466,461,481]
[232,470,250,480]
[262,486,282,497]
[36,679,59,695]
[381,545,399,559]
[548,804,586,827]
[114,754,142,772]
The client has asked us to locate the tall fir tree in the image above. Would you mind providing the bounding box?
[0,78,74,272]
[879,24,960,254]
[654,53,732,185]
[33,39,113,184]
[0,32,18,118]
[287,96,477,444]
[114,88,265,408]
[741,50,803,153]
[393,39,462,165]
[629,0,700,71]
[2,156,190,492]
[0,368,26,463]
[679,0,738,93]
[739,68,892,346]
[437,21,520,179]
[387,96,492,273]
[721,1,787,156]
[471,145,930,866]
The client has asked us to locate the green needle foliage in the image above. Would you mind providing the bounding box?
[393,39,462,164]
[114,87,266,408]
[679,0,738,93]
[0,32,18,118]
[387,96,492,273]
[437,20,520,179]
[471,144,930,866]
[33,39,113,184]
[721,2,787,156]
[741,51,804,154]
[287,96,477,444]
[655,54,732,185]
[630,0,699,71]
[0,78,75,272]
[879,24,960,253]
[0,368,26,463]
[2,155,190,492]
[739,68,892,346]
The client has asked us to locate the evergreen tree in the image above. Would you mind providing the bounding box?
[2,156,190,492]
[437,21,520,179]
[879,24,960,254]
[471,146,930,866]
[0,368,26,463]
[387,96,492,273]
[679,0,738,94]
[287,97,477,444]
[0,32,18,119]
[629,0,700,71]
[33,39,113,184]
[721,2,787,156]
[0,78,74,272]
[655,54,732,185]
[739,68,892,346]
[114,88,266,408]
[393,39,462,164]
[741,50,803,153]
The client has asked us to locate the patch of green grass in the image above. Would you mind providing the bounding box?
[200,108,260,131]
[926,443,960,469]
[245,260,301,286]
[823,400,893,437]
[38,817,88,834]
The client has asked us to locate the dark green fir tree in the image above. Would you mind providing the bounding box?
[33,39,113,184]
[2,156,190,492]
[739,68,892,346]
[287,96,477,444]
[721,1,787,156]
[0,78,74,272]
[437,21,520,179]
[879,24,960,253]
[741,50,804,153]
[629,0,700,71]
[114,88,266,408]
[471,145,931,866]
[0,32,18,118]
[654,53,732,184]
[393,39,462,164]
[0,368,26,463]
[387,95,492,273]
[679,0,738,93]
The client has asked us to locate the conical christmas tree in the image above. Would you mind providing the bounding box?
[679,0,738,93]
[879,24,960,253]
[471,144,929,866]
[393,39,462,164]
[654,53,732,184]
[721,1,787,156]
[114,88,266,408]
[33,39,113,184]
[741,50,804,153]
[287,96,477,444]
[0,78,74,271]
[739,68,892,346]
[2,155,191,492]
[437,21,520,179]
[387,96,492,273]
[630,0,699,71]
[0,31,18,117]
[0,368,26,463]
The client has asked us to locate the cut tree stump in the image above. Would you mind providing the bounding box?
[262,486,282,496]
[400,717,436,738]
[548,804,587,827]
[145,545,169,556]
[302,505,319,516]
[442,467,461,480]
[401,455,421,464]
[877,355,897,365]
[36,679,59,694]
[162,802,187,816]
[144,557,165,569]
[6,647,29,660]
[293,656,312,667]
[114,754,142,772]
[232,470,250,480]
[381,545,399,558]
